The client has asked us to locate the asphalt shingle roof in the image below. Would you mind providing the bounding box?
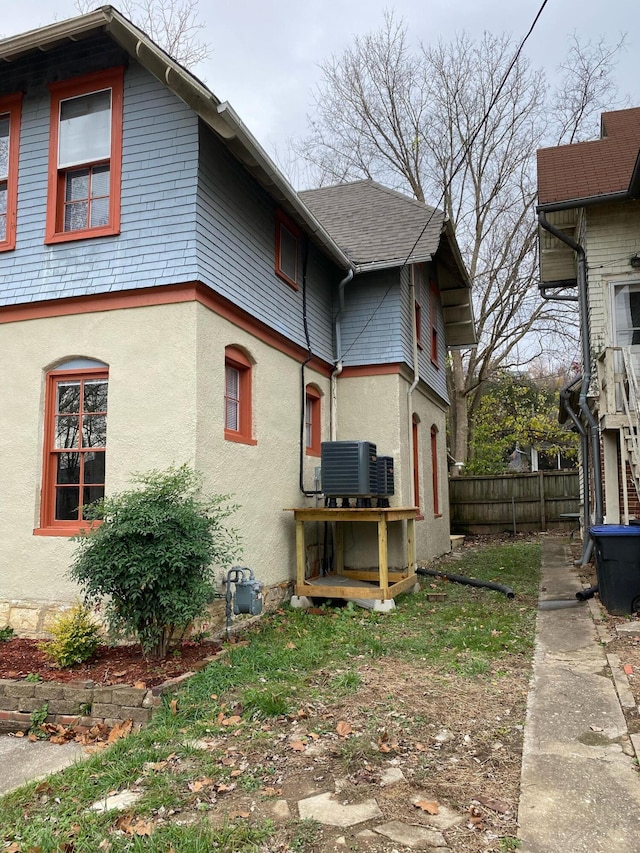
[299,180,445,267]
[537,108,640,206]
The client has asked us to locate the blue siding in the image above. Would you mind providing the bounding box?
[339,269,404,365]
[195,125,337,362]
[0,44,199,306]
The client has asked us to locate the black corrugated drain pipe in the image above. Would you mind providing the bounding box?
[576,584,598,601]
[417,567,515,599]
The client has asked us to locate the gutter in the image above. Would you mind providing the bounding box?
[559,375,593,565]
[537,210,604,548]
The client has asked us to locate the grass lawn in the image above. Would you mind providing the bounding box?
[0,538,541,853]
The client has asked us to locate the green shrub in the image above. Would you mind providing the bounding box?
[40,603,101,668]
[0,625,15,642]
[70,465,240,660]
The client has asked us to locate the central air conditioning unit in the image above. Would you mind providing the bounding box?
[321,440,378,498]
[376,456,395,497]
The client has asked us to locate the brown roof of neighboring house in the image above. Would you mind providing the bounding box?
[537,108,640,207]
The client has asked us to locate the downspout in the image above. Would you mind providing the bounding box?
[538,211,604,537]
[560,376,593,565]
[330,268,354,441]
[407,266,420,508]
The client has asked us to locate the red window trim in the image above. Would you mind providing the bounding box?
[46,67,124,245]
[431,425,440,517]
[415,299,423,349]
[305,385,321,457]
[38,366,108,535]
[224,346,256,446]
[0,93,22,253]
[412,414,421,516]
[275,209,300,290]
[430,279,440,367]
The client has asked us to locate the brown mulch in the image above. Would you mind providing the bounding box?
[0,638,223,688]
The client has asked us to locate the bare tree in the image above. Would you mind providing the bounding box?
[75,0,210,67]
[295,15,625,465]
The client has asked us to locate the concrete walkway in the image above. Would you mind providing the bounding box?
[518,537,640,852]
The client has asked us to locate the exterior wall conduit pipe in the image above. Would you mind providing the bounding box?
[330,268,355,442]
[537,210,604,535]
[407,265,420,509]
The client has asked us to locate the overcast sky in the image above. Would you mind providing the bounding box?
[1,0,636,176]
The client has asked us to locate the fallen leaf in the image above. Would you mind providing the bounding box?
[231,811,250,819]
[14,730,25,738]
[286,642,297,649]
[169,699,179,715]
[211,694,218,700]
[133,681,146,689]
[115,815,154,836]
[230,769,243,777]
[624,664,633,675]
[188,778,214,792]
[336,721,353,737]
[290,740,306,751]
[308,731,319,740]
[261,786,282,796]
[473,795,510,814]
[107,719,133,743]
[414,800,439,814]
[215,782,235,793]
[221,715,242,726]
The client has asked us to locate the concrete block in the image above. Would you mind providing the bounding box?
[372,599,396,613]
[123,707,152,724]
[92,688,114,704]
[62,687,93,703]
[45,700,82,715]
[5,683,35,698]
[8,606,40,633]
[34,684,65,701]
[91,703,119,718]
[111,688,145,708]
[18,698,46,713]
[290,596,312,609]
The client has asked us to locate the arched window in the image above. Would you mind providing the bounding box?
[431,425,441,516]
[39,358,108,533]
[224,346,255,445]
[305,385,322,456]
[412,414,421,513]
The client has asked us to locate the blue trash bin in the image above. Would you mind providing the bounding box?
[589,525,640,615]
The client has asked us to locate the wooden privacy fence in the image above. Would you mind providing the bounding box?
[449,471,579,534]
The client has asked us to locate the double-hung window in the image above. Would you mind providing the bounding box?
[305,385,321,456]
[430,279,440,366]
[46,67,124,243]
[275,209,299,289]
[39,362,108,534]
[224,346,256,445]
[0,94,22,252]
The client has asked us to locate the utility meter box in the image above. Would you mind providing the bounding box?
[321,440,378,497]
[234,578,264,616]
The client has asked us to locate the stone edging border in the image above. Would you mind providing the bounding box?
[0,650,227,734]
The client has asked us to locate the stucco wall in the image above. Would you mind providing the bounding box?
[336,372,450,566]
[0,299,332,626]
[0,302,199,612]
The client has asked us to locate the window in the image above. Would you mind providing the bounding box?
[430,279,440,366]
[0,94,22,252]
[415,299,423,348]
[305,385,321,456]
[431,425,441,516]
[275,209,299,289]
[614,283,640,345]
[224,346,255,445]
[46,67,124,243]
[412,414,421,514]
[39,361,108,533]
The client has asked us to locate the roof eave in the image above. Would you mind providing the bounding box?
[536,190,630,213]
[0,5,352,273]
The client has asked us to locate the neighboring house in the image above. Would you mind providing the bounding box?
[537,108,640,544]
[0,8,475,635]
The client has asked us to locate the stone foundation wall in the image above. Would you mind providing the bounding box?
[1,580,295,640]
